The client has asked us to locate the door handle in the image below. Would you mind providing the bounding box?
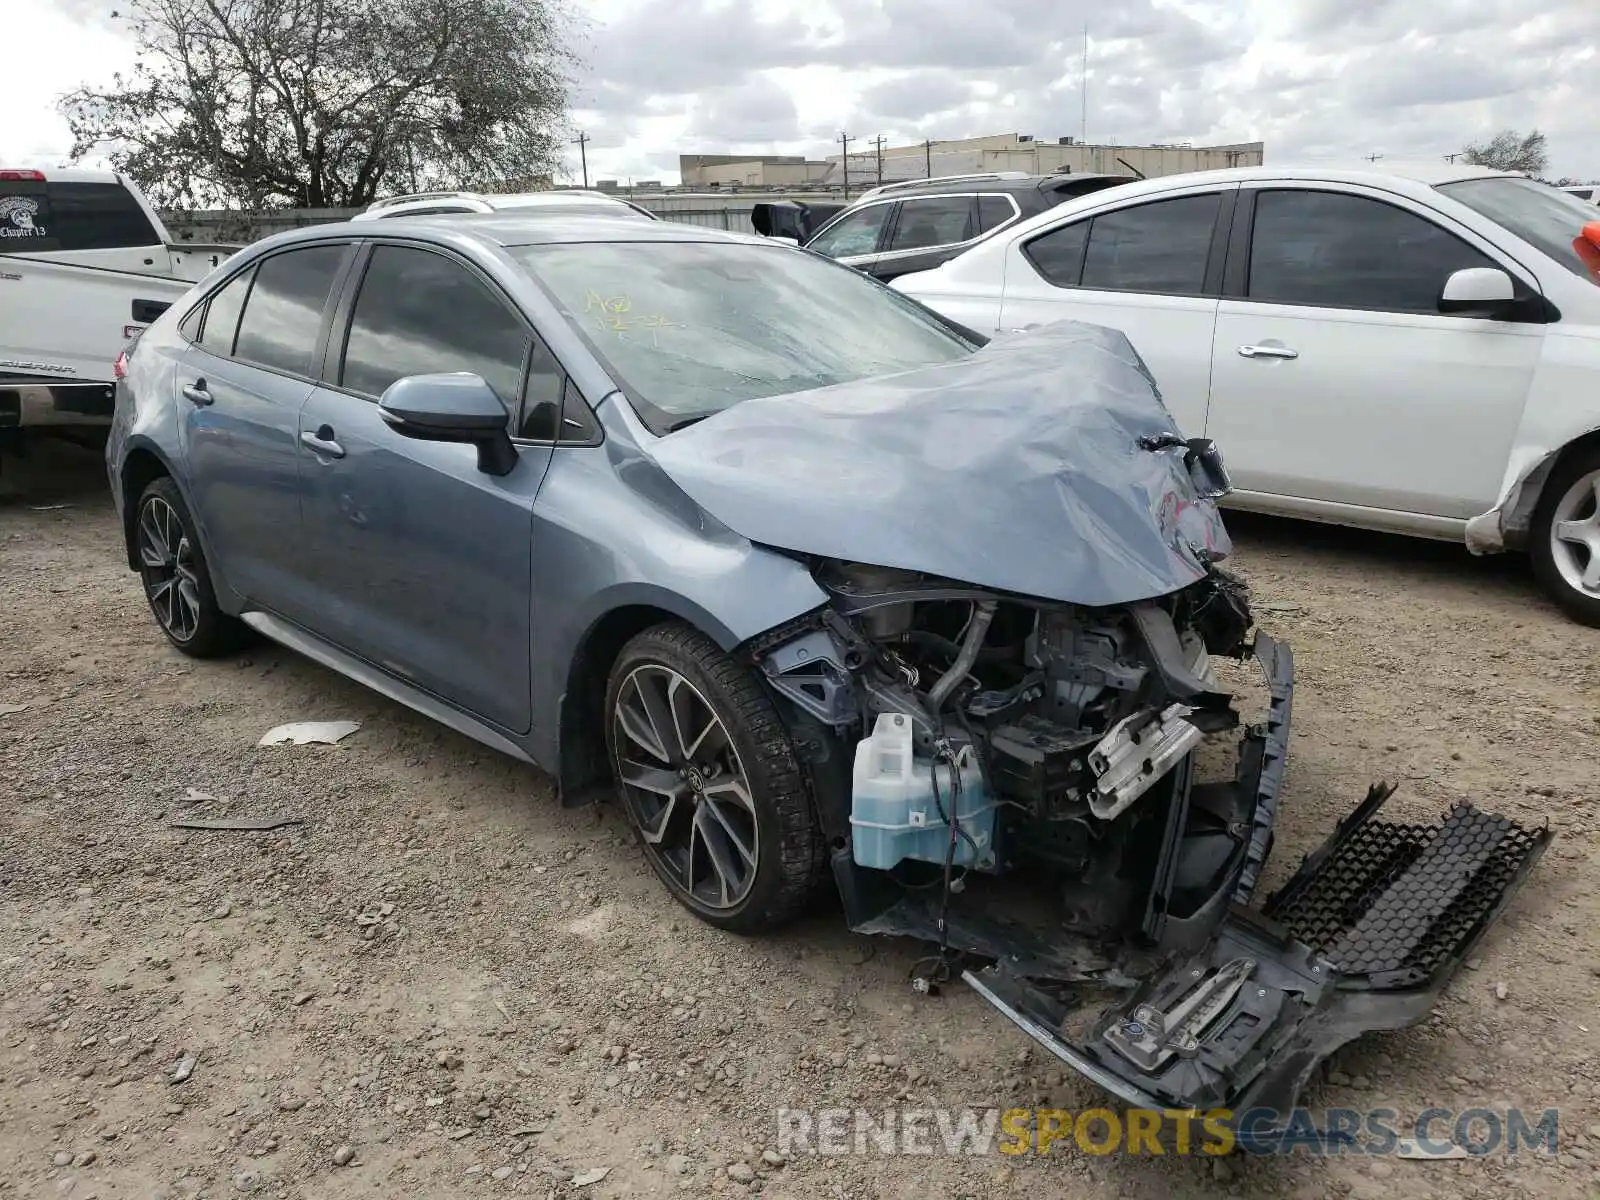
[1237,344,1299,360]
[300,427,345,459]
[181,380,213,406]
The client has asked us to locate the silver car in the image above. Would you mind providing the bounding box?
[106,213,1545,1124]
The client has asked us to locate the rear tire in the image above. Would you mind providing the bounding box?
[134,477,251,657]
[603,621,824,932]
[1529,448,1600,628]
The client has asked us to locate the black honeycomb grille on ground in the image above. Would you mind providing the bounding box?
[1267,803,1546,987]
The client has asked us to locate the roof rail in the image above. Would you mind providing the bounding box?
[855,171,1032,203]
[366,190,485,212]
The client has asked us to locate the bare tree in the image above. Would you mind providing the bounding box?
[1461,128,1550,177]
[59,0,575,212]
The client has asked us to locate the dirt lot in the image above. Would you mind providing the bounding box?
[2,443,1598,1200]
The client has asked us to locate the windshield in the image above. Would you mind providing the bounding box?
[511,240,977,430]
[1437,176,1600,285]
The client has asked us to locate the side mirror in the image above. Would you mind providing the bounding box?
[378,373,517,476]
[1438,267,1516,318]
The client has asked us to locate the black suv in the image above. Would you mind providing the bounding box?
[759,171,1136,282]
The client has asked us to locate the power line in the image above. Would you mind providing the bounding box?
[572,132,590,188]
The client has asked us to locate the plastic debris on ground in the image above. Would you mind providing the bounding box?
[258,720,361,746]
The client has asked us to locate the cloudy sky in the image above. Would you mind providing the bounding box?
[6,0,1598,186]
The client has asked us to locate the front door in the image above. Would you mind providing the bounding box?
[178,242,351,619]
[996,188,1232,440]
[1204,186,1544,518]
[803,200,896,276]
[297,243,557,734]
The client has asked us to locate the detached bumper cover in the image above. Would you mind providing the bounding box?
[967,783,1551,1119]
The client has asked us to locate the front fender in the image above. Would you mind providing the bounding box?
[1467,327,1600,553]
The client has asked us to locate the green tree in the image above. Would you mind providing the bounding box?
[60,0,575,211]
[1461,128,1550,176]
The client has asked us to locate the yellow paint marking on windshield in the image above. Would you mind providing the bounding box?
[584,289,682,346]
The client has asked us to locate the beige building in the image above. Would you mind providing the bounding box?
[677,154,835,188]
[680,134,1264,189]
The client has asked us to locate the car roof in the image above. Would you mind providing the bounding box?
[967,161,1527,229]
[259,212,764,252]
[856,172,1132,203]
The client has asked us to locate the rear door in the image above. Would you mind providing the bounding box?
[297,241,552,733]
[1204,184,1544,518]
[871,194,981,281]
[177,242,354,619]
[997,186,1234,438]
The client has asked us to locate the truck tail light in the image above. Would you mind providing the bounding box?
[0,169,47,181]
[113,351,129,380]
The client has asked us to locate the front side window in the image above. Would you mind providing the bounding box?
[516,336,568,440]
[198,269,254,356]
[340,245,529,405]
[1247,190,1498,312]
[1080,193,1220,294]
[805,203,893,258]
[233,244,348,375]
[513,240,976,431]
[887,196,975,252]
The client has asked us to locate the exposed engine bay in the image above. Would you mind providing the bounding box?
[747,558,1550,1126]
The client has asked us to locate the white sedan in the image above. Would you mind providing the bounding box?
[893,163,1600,626]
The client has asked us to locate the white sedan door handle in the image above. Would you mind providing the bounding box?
[1237,344,1299,360]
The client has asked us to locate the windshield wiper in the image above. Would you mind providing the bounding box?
[662,411,715,433]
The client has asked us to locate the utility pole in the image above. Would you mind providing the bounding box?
[923,139,934,178]
[871,135,887,185]
[1444,151,1463,163]
[572,132,590,188]
[1081,24,1089,146]
[1364,152,1383,163]
[839,131,853,199]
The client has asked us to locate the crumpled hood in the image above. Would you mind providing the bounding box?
[642,321,1232,607]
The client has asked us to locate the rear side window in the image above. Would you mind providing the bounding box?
[233,245,347,376]
[887,196,975,251]
[1023,220,1090,286]
[198,270,254,356]
[340,245,529,405]
[0,180,162,251]
[977,195,1017,233]
[47,183,162,250]
[1247,190,1498,312]
[1023,194,1220,294]
[1081,194,1220,294]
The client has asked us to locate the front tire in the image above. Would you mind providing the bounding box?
[134,477,250,657]
[603,621,824,932]
[1530,448,1600,628]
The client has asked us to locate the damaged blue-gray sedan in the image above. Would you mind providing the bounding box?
[107,213,1548,1127]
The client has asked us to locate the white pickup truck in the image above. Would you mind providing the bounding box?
[0,167,237,453]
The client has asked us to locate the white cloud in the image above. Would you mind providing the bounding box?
[9,0,1600,191]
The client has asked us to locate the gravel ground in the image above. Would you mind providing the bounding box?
[3,442,1599,1200]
